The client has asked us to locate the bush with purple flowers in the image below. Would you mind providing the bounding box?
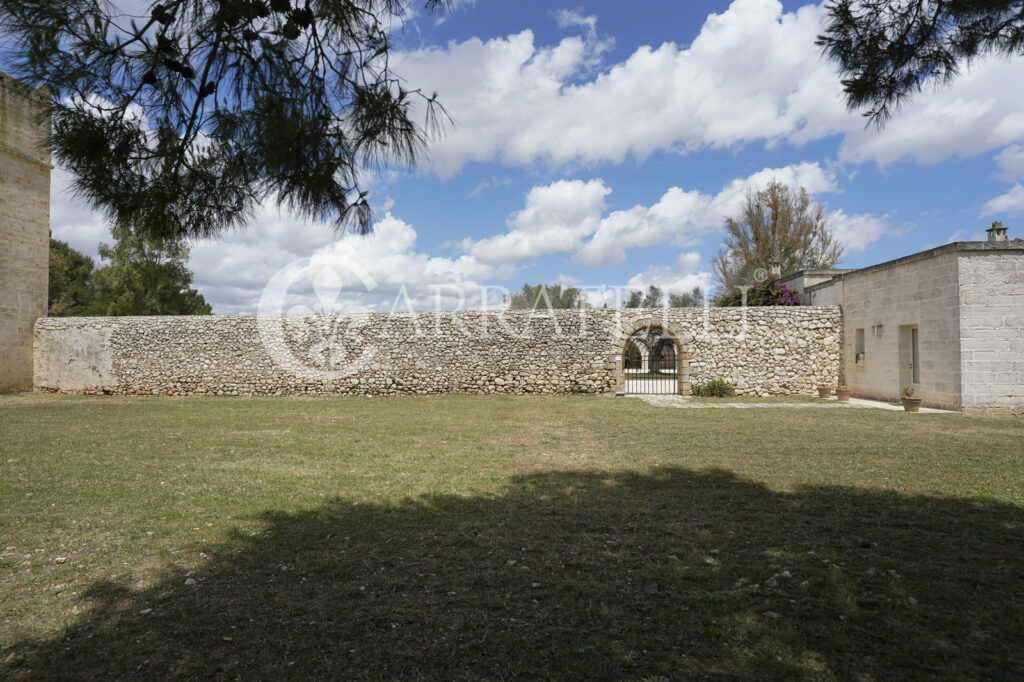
[716,280,802,307]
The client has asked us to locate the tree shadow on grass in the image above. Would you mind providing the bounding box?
[5,468,1024,680]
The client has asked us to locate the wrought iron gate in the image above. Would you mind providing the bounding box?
[623,329,678,395]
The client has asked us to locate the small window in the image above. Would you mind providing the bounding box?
[855,328,865,364]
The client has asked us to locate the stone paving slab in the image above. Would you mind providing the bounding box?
[633,395,958,413]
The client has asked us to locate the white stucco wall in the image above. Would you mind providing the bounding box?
[957,252,1024,415]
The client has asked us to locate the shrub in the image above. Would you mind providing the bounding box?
[715,280,802,307]
[691,379,736,397]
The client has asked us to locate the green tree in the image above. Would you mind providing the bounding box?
[624,285,664,309]
[48,237,96,316]
[668,286,704,307]
[712,181,843,292]
[90,224,212,315]
[505,283,587,311]
[817,1,1024,126]
[1,0,450,241]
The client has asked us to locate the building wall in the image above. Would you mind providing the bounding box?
[0,72,50,393]
[34,308,842,397]
[803,280,844,307]
[957,252,1024,415]
[839,252,963,409]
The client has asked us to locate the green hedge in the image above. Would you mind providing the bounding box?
[691,379,736,397]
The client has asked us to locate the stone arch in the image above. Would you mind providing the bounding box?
[611,318,692,395]
[623,339,648,371]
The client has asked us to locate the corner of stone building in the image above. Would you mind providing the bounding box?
[0,70,52,393]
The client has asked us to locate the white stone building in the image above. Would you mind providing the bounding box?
[782,224,1024,414]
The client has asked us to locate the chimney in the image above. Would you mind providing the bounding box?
[768,259,781,279]
[987,221,1009,242]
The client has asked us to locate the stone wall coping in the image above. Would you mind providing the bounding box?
[779,268,856,282]
[803,241,1024,294]
[34,306,843,328]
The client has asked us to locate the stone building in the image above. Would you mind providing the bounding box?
[0,72,51,393]
[782,225,1024,414]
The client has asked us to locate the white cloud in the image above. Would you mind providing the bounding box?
[431,0,477,27]
[836,69,1024,166]
[981,184,1024,216]
[626,252,714,295]
[994,145,1024,181]
[461,161,840,268]
[552,8,615,71]
[49,168,111,260]
[469,175,512,197]
[944,229,987,244]
[827,209,893,253]
[553,8,598,32]
[396,0,1024,177]
[461,179,610,263]
[395,0,845,176]
[190,211,500,314]
[50,156,887,315]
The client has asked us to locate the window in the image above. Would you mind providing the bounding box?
[855,328,865,364]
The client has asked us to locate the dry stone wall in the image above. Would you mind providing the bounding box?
[34,307,842,397]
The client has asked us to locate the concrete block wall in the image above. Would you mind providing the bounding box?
[957,253,1024,415]
[0,72,50,393]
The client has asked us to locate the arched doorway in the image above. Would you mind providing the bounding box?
[622,328,680,395]
[624,340,645,371]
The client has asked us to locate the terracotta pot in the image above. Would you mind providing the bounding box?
[817,386,832,398]
[836,389,851,402]
[901,396,922,412]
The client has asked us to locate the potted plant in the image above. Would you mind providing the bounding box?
[817,384,833,398]
[901,386,922,412]
[836,385,851,402]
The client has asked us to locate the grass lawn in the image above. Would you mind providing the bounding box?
[2,394,1023,680]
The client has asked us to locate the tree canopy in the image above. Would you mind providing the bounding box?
[712,181,843,292]
[817,0,1024,126]
[1,0,450,241]
[48,236,96,316]
[668,286,705,308]
[47,228,212,315]
[623,285,705,308]
[624,285,663,309]
[505,283,587,310]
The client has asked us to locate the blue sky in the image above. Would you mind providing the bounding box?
[48,0,1024,313]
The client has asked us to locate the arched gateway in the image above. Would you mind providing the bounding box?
[617,325,689,395]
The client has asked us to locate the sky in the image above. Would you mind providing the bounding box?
[46,0,1024,313]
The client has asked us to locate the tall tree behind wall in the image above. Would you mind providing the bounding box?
[47,227,212,315]
[506,283,588,310]
[712,181,843,292]
[92,224,212,315]
[48,237,96,316]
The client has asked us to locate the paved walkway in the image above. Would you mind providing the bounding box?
[632,394,958,413]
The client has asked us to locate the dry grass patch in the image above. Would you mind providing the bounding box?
[1,394,1023,679]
